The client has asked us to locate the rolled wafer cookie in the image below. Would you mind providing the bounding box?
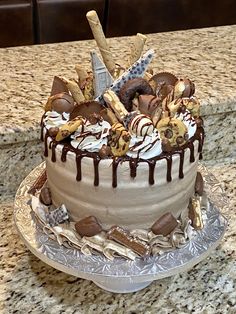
[103,90,128,121]
[129,33,147,65]
[61,77,85,103]
[56,116,83,141]
[86,10,116,75]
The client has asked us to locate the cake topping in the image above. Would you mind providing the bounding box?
[49,92,75,114]
[75,216,102,237]
[149,72,178,89]
[151,213,179,236]
[28,169,47,195]
[108,122,131,157]
[156,117,188,147]
[56,116,83,141]
[46,204,69,227]
[195,172,204,196]
[71,118,111,152]
[39,187,52,206]
[107,226,151,257]
[98,144,112,158]
[48,127,59,138]
[138,94,161,116]
[44,111,70,129]
[119,77,154,111]
[188,197,204,230]
[50,76,69,96]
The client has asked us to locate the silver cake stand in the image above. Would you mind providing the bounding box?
[14,163,228,293]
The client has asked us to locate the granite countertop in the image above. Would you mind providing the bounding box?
[1,25,236,145]
[0,162,235,313]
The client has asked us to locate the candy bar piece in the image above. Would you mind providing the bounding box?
[86,10,116,75]
[46,204,69,227]
[50,76,69,96]
[96,49,155,103]
[151,213,178,236]
[56,116,83,141]
[61,77,85,103]
[28,169,47,195]
[107,226,150,257]
[91,51,114,97]
[129,33,147,65]
[103,90,128,121]
[195,171,204,196]
[75,216,102,237]
[188,197,203,230]
[39,187,52,206]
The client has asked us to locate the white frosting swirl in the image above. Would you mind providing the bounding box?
[127,129,162,159]
[71,120,111,152]
[44,111,70,129]
[175,109,196,139]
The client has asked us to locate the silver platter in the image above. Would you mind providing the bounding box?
[14,162,228,293]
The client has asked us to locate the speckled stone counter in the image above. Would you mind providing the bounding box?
[1,163,235,313]
[1,25,236,196]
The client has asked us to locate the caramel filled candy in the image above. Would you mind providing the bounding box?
[75,216,102,237]
[39,187,52,206]
[99,144,112,158]
[51,93,74,113]
[28,170,47,195]
[195,172,204,196]
[151,213,178,236]
[48,127,59,138]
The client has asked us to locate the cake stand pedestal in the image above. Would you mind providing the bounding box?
[14,163,228,293]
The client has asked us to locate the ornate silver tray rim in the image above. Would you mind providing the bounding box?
[14,162,228,282]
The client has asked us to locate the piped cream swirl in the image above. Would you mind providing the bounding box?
[44,111,70,129]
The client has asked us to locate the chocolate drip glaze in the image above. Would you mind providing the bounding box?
[93,157,100,186]
[178,150,185,179]
[129,159,137,178]
[42,123,204,187]
[147,159,156,185]
[112,158,120,188]
[165,156,172,182]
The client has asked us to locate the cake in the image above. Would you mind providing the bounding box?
[29,11,205,260]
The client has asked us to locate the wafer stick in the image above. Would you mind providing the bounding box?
[75,65,89,84]
[129,33,147,65]
[61,77,85,103]
[86,10,116,75]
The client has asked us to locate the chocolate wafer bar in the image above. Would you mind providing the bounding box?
[107,226,150,257]
[28,169,47,195]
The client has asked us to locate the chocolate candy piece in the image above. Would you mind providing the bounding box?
[75,216,102,237]
[50,76,69,96]
[48,127,59,138]
[28,170,47,195]
[88,112,102,125]
[161,138,172,152]
[149,72,178,87]
[119,78,154,112]
[70,101,104,120]
[107,226,150,257]
[39,187,52,206]
[51,92,74,114]
[98,144,112,158]
[195,172,204,196]
[151,213,178,236]
[182,78,195,97]
[138,94,161,116]
[195,117,204,128]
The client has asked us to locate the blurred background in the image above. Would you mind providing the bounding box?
[0,0,236,48]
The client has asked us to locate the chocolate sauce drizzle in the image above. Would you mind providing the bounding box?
[42,125,204,188]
